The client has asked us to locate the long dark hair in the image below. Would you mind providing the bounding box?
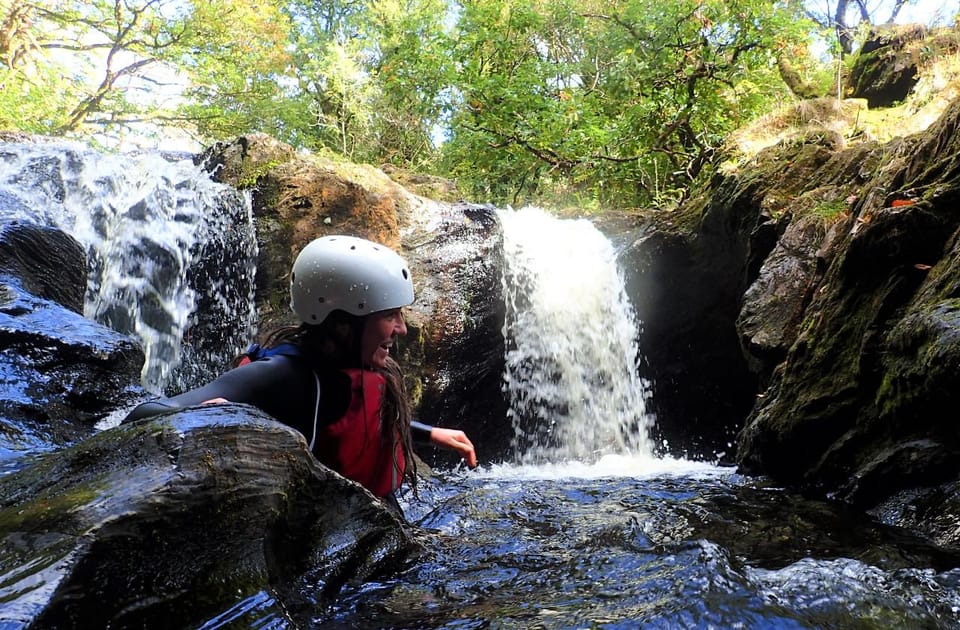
[246,311,418,495]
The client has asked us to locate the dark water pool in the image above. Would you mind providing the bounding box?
[205,457,960,629]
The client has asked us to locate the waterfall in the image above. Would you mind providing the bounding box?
[499,206,653,464]
[0,141,257,395]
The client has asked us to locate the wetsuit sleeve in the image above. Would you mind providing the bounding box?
[410,420,433,443]
[123,356,309,424]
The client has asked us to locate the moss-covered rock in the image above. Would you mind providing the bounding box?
[0,405,419,628]
[736,98,960,543]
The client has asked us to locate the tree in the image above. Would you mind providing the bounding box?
[173,0,294,144]
[0,0,291,144]
[804,0,928,55]
[281,0,373,156]
[364,0,454,169]
[442,0,813,208]
[280,0,452,166]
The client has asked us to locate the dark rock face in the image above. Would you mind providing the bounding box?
[0,221,86,313]
[607,89,960,553]
[613,217,757,460]
[0,405,419,628]
[847,26,927,108]
[174,185,259,394]
[0,223,145,458]
[403,203,510,465]
[608,139,875,460]
[736,99,960,541]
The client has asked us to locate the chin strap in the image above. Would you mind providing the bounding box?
[307,370,321,451]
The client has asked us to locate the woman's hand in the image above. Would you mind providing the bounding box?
[430,427,478,468]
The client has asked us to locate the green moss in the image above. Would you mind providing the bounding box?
[812,199,848,222]
[0,420,167,534]
[0,484,99,532]
[236,159,286,189]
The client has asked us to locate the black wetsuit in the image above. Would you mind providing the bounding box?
[124,355,432,453]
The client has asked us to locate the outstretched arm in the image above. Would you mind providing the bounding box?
[410,421,477,468]
[429,426,478,468]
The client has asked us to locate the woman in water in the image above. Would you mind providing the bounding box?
[125,235,477,512]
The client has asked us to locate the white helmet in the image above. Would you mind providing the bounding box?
[290,235,414,324]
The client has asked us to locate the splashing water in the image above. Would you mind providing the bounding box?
[0,141,257,394]
[499,206,653,464]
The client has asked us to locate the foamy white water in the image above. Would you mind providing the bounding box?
[499,206,653,464]
[474,455,728,482]
[0,142,256,393]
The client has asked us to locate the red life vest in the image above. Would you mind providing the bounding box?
[313,368,405,498]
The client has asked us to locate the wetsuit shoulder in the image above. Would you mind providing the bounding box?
[124,356,312,424]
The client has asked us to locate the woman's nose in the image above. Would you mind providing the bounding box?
[396,313,408,336]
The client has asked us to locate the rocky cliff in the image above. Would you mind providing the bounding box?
[609,26,960,548]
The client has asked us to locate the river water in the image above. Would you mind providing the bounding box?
[2,145,960,628]
[205,458,960,628]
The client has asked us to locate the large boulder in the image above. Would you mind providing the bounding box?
[198,134,410,327]
[0,404,419,628]
[403,203,509,464]
[196,136,511,462]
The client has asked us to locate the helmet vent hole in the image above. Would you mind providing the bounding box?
[311,314,317,320]
[291,272,296,282]
[317,297,325,303]
[402,268,409,279]
[350,245,357,250]
[358,302,366,310]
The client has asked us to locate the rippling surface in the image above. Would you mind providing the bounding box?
[186,458,960,628]
[310,459,960,629]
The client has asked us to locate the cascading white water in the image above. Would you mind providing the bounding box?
[499,206,653,464]
[0,141,257,394]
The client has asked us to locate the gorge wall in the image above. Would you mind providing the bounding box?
[607,28,960,547]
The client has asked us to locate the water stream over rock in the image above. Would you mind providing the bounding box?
[0,141,256,395]
[499,207,653,464]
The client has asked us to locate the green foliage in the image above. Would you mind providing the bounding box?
[812,199,849,222]
[366,0,454,168]
[441,0,815,208]
[0,0,841,212]
[175,0,294,142]
[0,0,292,145]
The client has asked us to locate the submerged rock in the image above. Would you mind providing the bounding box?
[0,404,420,629]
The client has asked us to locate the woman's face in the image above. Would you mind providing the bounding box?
[361,308,408,369]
